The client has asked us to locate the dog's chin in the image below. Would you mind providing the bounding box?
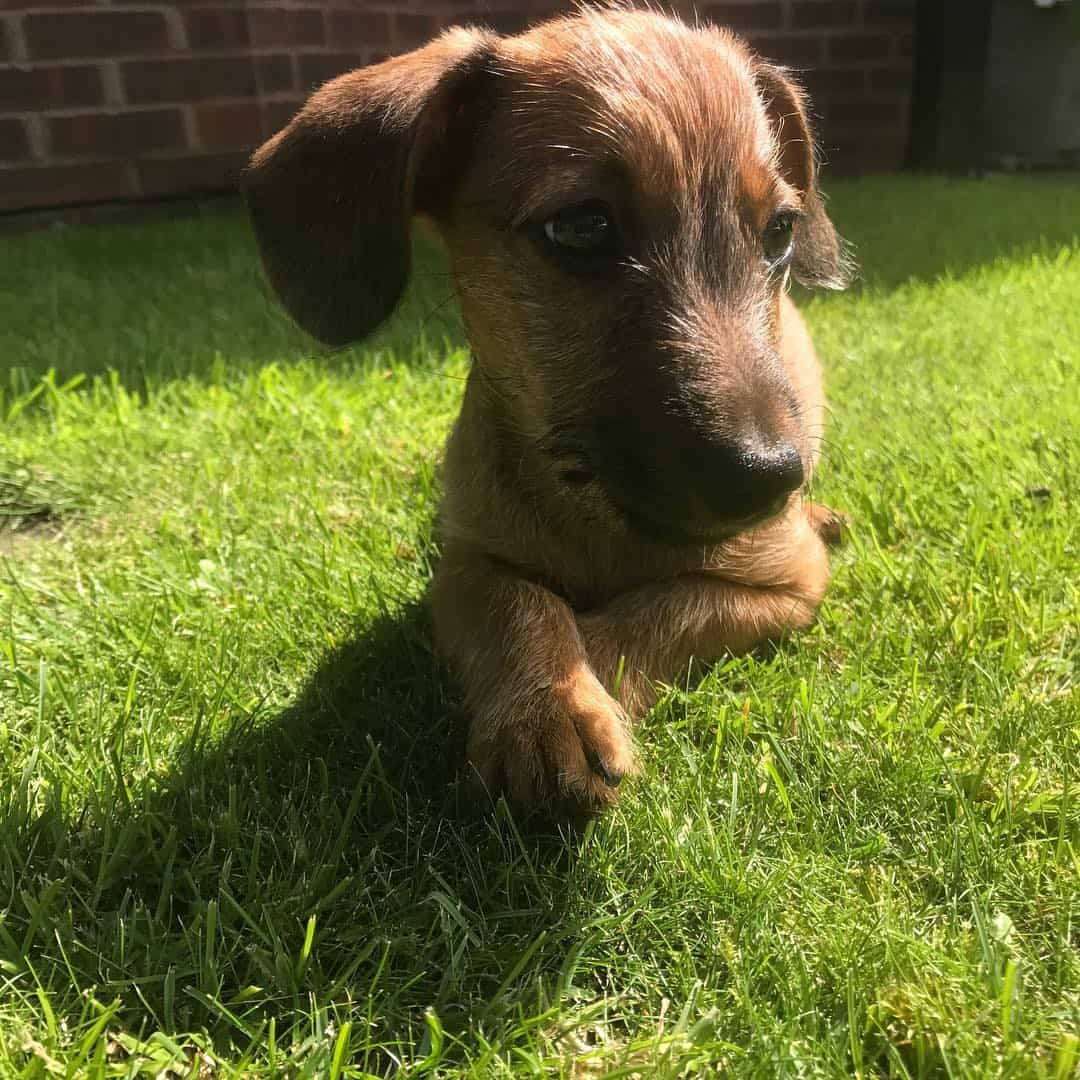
[610,499,783,547]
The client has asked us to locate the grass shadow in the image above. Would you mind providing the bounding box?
[3,175,1078,398]
[0,217,466,394]
[12,599,596,1065]
[818,174,1080,293]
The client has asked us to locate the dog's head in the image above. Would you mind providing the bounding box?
[244,8,850,545]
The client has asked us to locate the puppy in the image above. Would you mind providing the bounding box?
[243,7,850,817]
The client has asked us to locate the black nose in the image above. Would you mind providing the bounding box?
[592,421,807,544]
[723,440,805,519]
[663,435,805,532]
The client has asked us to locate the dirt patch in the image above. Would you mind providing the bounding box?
[0,516,62,556]
[0,472,72,554]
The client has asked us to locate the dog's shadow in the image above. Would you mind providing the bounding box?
[30,578,820,1060]
[65,600,596,1053]
[273,601,467,804]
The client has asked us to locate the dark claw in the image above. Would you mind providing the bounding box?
[585,747,624,787]
[818,510,849,548]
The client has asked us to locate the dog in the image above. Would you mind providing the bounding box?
[242,5,851,818]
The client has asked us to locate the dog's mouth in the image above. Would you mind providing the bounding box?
[611,499,784,546]
[559,465,595,487]
[556,460,788,546]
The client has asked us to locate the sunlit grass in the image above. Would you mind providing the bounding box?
[1,176,1078,1077]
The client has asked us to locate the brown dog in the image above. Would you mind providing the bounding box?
[243,6,850,817]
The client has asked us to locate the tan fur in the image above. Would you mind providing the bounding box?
[242,7,851,817]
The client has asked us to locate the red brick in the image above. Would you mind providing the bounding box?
[0,65,104,112]
[327,10,392,48]
[136,151,247,197]
[263,99,300,137]
[748,33,825,66]
[472,10,534,35]
[828,33,892,62]
[49,109,187,158]
[870,65,913,94]
[0,2,917,211]
[862,1,916,25]
[0,116,30,160]
[393,13,438,48]
[24,11,169,61]
[249,9,323,48]
[825,133,907,172]
[790,2,858,28]
[0,0,94,7]
[123,56,258,103]
[0,161,132,212]
[195,102,263,149]
[184,9,250,50]
[299,52,367,90]
[827,99,900,129]
[801,67,866,97]
[702,3,785,31]
[447,5,563,34]
[255,53,295,94]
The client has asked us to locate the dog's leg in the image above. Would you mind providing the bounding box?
[431,545,637,814]
[578,508,831,714]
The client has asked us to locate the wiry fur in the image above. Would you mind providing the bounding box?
[242,7,851,817]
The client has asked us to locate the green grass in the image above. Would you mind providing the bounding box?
[0,175,1078,1078]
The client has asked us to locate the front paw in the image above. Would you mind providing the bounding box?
[805,502,849,548]
[466,664,637,819]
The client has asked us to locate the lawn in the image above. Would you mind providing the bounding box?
[1,175,1078,1078]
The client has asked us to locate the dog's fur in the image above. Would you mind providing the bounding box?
[243,7,850,816]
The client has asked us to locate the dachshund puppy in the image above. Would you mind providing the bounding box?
[243,7,850,817]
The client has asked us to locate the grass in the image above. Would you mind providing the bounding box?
[0,174,1077,1077]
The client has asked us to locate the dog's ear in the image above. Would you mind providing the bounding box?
[754,62,852,290]
[242,28,497,347]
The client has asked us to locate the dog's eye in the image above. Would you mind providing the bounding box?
[762,211,796,268]
[542,201,619,257]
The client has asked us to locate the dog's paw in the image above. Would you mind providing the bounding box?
[467,665,637,819]
[805,502,849,548]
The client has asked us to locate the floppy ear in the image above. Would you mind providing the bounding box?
[755,62,852,290]
[242,28,497,347]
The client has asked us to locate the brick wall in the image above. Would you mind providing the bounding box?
[0,1,915,214]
